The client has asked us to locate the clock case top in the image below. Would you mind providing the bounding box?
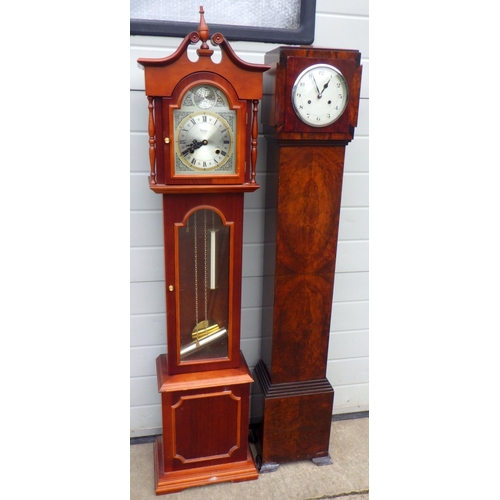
[263,46,362,144]
[137,10,270,193]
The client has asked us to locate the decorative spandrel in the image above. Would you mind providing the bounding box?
[173,84,237,176]
[177,209,230,361]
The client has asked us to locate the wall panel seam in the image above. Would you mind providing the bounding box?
[329,356,369,361]
[332,299,368,304]
[330,328,368,333]
[316,13,369,20]
[331,382,368,388]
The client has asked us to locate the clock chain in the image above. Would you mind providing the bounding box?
[193,210,210,341]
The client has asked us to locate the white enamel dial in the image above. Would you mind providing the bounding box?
[291,64,349,127]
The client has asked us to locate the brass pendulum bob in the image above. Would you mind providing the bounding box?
[192,319,221,341]
[180,322,228,359]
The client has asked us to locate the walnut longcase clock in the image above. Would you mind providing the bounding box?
[255,46,362,471]
[137,7,269,495]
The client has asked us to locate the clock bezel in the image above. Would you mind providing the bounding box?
[164,73,249,185]
[291,63,349,128]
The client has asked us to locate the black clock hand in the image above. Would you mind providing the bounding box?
[312,74,321,97]
[182,139,208,155]
[318,75,333,98]
[192,139,208,150]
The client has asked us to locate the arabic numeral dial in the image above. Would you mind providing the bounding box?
[291,63,349,128]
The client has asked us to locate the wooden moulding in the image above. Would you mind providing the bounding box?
[149,180,260,194]
[156,352,253,393]
[154,437,258,494]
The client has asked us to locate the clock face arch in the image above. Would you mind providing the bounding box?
[291,64,349,127]
[173,83,237,175]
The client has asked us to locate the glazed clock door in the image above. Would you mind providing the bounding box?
[176,207,230,362]
[163,193,244,375]
[161,73,251,186]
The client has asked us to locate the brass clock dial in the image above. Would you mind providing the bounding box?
[291,64,349,127]
[173,84,236,175]
[175,111,234,172]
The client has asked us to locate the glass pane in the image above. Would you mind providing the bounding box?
[177,209,230,362]
[130,0,301,29]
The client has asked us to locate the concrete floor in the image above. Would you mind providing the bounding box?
[131,416,368,500]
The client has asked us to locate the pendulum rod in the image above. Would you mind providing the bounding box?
[210,210,216,290]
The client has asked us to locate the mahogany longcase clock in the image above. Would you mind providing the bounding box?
[137,8,269,494]
[254,46,362,471]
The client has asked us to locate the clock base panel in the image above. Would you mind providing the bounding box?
[254,360,334,466]
[154,437,258,495]
[154,353,258,494]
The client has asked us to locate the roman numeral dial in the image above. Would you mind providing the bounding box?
[173,84,236,175]
[175,111,234,171]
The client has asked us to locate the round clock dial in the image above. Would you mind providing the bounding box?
[291,64,349,127]
[175,111,234,172]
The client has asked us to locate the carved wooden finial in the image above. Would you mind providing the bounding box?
[196,6,213,56]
